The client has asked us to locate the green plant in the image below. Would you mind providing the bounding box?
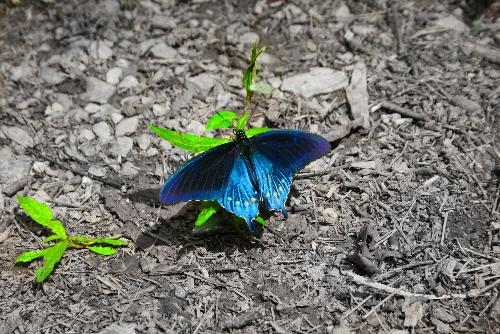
[15,196,128,283]
[150,42,273,232]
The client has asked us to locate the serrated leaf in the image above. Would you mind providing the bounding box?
[149,125,230,153]
[87,246,118,256]
[250,82,273,97]
[245,127,272,137]
[206,111,239,131]
[236,112,249,130]
[195,202,218,227]
[16,249,46,263]
[255,216,267,226]
[242,42,267,99]
[35,241,69,283]
[17,196,66,239]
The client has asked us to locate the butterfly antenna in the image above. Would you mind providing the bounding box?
[216,111,236,130]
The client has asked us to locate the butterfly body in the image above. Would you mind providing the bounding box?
[160,129,331,232]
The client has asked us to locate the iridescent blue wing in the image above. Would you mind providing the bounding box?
[160,141,260,232]
[250,130,331,214]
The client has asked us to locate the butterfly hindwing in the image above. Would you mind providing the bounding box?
[251,130,331,175]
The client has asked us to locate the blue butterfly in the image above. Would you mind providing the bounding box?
[160,129,331,233]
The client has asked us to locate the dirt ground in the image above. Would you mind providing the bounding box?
[1,0,500,333]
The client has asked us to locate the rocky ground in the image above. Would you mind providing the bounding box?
[1,0,500,333]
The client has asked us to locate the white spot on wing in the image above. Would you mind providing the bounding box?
[265,192,270,198]
[252,197,257,202]
[235,200,240,205]
[244,201,249,207]
[228,196,232,202]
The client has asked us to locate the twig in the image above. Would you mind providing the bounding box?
[346,271,482,299]
[440,211,449,245]
[376,101,426,121]
[341,295,372,320]
[193,302,215,334]
[463,41,500,65]
[363,287,401,319]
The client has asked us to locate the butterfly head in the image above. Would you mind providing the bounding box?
[233,129,249,143]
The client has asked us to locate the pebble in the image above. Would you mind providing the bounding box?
[150,42,179,61]
[110,136,133,158]
[240,31,259,44]
[115,117,139,137]
[281,67,348,98]
[1,126,34,147]
[92,121,112,143]
[152,102,169,116]
[10,62,32,81]
[97,323,136,334]
[110,113,123,124]
[44,102,64,116]
[85,103,101,114]
[89,40,113,60]
[79,128,96,142]
[88,165,107,177]
[106,67,123,85]
[120,161,139,176]
[137,134,151,150]
[186,73,215,95]
[186,120,205,135]
[118,75,139,89]
[433,14,469,33]
[81,77,116,103]
[0,147,32,184]
[40,66,66,85]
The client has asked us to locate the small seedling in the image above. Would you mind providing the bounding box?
[150,42,273,233]
[15,196,128,283]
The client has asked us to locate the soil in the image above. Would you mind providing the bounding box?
[0,0,500,333]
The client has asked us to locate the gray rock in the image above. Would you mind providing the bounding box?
[118,75,139,89]
[40,66,66,85]
[115,117,139,137]
[150,42,179,60]
[88,165,107,177]
[120,161,139,176]
[186,120,205,135]
[81,77,116,103]
[137,134,151,150]
[110,113,123,124]
[0,147,32,184]
[1,126,34,147]
[433,14,469,33]
[79,128,96,142]
[186,73,215,95]
[92,121,112,143]
[10,62,32,81]
[281,67,348,98]
[111,136,134,158]
[106,67,123,85]
[151,15,177,30]
[89,41,113,60]
[240,31,259,45]
[98,323,136,334]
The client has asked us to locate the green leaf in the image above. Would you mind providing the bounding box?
[17,196,66,239]
[206,111,239,131]
[16,249,46,263]
[250,82,273,97]
[255,216,267,226]
[149,125,230,153]
[245,127,272,137]
[195,202,218,227]
[87,246,118,256]
[242,42,268,103]
[70,235,93,244]
[88,238,128,246]
[42,235,64,243]
[236,112,249,130]
[35,241,69,283]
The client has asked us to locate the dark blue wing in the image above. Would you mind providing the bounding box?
[160,141,260,232]
[160,142,241,203]
[250,130,330,213]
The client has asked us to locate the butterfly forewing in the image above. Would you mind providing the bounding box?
[160,142,241,203]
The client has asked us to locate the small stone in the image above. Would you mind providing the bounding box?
[10,62,32,81]
[79,129,96,142]
[152,103,168,116]
[106,67,123,85]
[137,134,151,150]
[329,326,351,334]
[40,66,66,85]
[323,208,338,224]
[98,323,136,334]
[281,68,348,98]
[115,117,139,137]
[118,75,139,89]
[89,40,113,60]
[403,301,424,327]
[81,77,116,103]
[0,147,32,184]
[145,147,158,157]
[120,161,139,176]
[186,73,215,95]
[186,120,205,135]
[150,42,179,60]
[88,165,106,177]
[92,121,112,143]
[431,318,451,333]
[434,307,457,323]
[240,31,259,44]
[111,136,133,158]
[85,103,101,114]
[333,2,351,20]
[110,113,123,124]
[151,15,177,30]
[44,102,64,116]
[1,126,34,147]
[433,14,469,33]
